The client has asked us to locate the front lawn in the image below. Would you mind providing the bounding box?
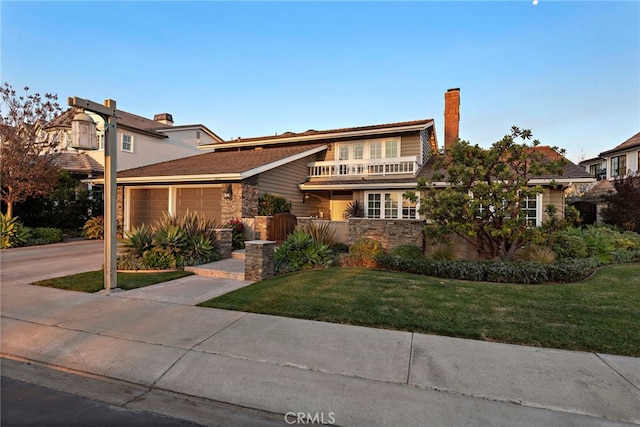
[199,264,640,356]
[33,270,193,293]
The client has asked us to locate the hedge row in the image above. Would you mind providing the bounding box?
[375,254,602,284]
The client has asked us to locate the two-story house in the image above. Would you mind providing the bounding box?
[109,88,591,233]
[46,108,223,174]
[576,131,640,224]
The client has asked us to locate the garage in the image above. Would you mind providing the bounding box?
[176,186,222,222]
[128,188,169,228]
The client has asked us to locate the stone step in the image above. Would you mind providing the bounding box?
[184,258,245,281]
[231,249,245,260]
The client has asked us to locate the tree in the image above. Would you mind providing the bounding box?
[1,83,63,218]
[407,127,567,260]
[601,172,640,233]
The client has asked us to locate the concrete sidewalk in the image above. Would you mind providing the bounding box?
[2,279,639,426]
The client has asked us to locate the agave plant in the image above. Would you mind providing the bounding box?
[120,224,154,256]
[153,224,188,256]
[188,232,215,259]
[0,213,30,248]
[274,231,333,273]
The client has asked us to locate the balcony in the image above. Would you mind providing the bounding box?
[308,156,419,178]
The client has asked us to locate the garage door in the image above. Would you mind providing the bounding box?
[129,188,169,228]
[176,187,222,223]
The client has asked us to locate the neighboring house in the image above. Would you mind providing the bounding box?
[108,88,592,233]
[46,108,223,172]
[576,131,640,224]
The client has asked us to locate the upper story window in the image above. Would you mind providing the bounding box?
[338,139,400,161]
[353,144,364,160]
[611,155,626,177]
[589,163,602,177]
[122,134,133,153]
[369,142,382,159]
[97,133,105,150]
[385,140,398,158]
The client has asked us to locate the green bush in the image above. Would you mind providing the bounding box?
[30,227,63,245]
[82,216,123,240]
[223,219,245,250]
[296,221,339,247]
[121,225,154,256]
[1,214,31,248]
[390,244,424,260]
[375,254,600,284]
[258,194,291,216]
[551,232,588,259]
[331,242,350,254]
[143,250,178,270]
[350,237,386,258]
[274,231,333,273]
[116,254,147,271]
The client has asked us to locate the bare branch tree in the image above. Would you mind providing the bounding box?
[1,83,63,218]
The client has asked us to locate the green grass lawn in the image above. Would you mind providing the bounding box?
[199,264,640,356]
[33,270,193,293]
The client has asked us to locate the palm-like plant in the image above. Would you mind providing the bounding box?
[120,224,154,256]
[343,200,365,219]
[153,224,188,256]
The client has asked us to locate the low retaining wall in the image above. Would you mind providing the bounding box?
[347,218,425,250]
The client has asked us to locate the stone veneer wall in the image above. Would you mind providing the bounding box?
[297,218,349,243]
[221,183,243,223]
[213,228,233,259]
[347,218,425,250]
[116,186,125,238]
[242,176,260,218]
[253,216,271,240]
[245,240,275,281]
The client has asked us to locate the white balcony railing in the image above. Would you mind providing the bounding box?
[308,156,419,178]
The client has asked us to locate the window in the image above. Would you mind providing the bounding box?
[338,145,350,161]
[589,164,602,177]
[353,144,364,160]
[367,193,381,218]
[97,133,105,150]
[122,134,133,152]
[366,192,417,219]
[520,196,538,227]
[369,142,382,159]
[385,140,398,158]
[611,155,626,177]
[65,132,72,148]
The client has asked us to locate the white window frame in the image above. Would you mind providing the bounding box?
[336,138,401,161]
[365,191,418,219]
[121,134,134,153]
[520,194,543,227]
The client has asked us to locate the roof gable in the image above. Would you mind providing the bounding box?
[599,131,640,156]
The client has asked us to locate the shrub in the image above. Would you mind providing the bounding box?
[116,254,147,271]
[153,224,188,257]
[0,213,31,248]
[331,242,350,254]
[350,237,386,258]
[258,194,292,216]
[375,254,600,284]
[390,244,424,260]
[155,211,218,241]
[224,218,245,250]
[274,231,333,273]
[551,232,588,259]
[337,253,379,268]
[29,227,63,245]
[187,233,216,260]
[143,250,178,270]
[515,244,556,264]
[82,216,123,240]
[121,225,154,256]
[343,200,365,219]
[429,244,457,260]
[296,221,339,247]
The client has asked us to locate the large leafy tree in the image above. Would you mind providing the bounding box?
[601,172,640,233]
[1,83,63,218]
[408,127,567,260]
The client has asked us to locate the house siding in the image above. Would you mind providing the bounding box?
[400,134,420,157]
[258,156,318,217]
[542,188,564,221]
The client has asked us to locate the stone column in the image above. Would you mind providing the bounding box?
[245,240,275,282]
[213,228,233,259]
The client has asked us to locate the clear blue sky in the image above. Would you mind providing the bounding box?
[2,1,638,163]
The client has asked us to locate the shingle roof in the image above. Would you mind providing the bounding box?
[206,119,434,146]
[416,146,593,182]
[599,131,640,156]
[52,152,104,174]
[117,143,326,179]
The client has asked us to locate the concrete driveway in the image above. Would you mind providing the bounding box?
[0,240,104,284]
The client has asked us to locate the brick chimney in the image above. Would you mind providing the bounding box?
[444,88,460,150]
[154,113,174,126]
